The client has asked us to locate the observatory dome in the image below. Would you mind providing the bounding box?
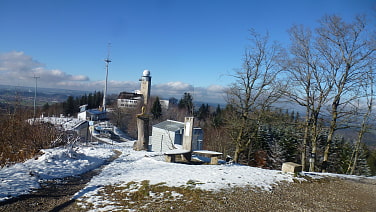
[143,70,150,76]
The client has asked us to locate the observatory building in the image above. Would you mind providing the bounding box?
[140,70,151,105]
[117,70,152,108]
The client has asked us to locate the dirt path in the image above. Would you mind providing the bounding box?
[0,150,121,212]
[142,177,376,212]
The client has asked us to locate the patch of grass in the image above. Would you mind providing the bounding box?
[76,180,216,211]
[184,179,205,189]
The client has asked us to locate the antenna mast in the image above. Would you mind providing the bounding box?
[103,43,111,112]
[32,75,40,118]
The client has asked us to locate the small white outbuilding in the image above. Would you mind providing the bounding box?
[149,119,203,153]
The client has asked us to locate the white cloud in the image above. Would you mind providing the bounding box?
[152,81,194,98]
[154,81,193,91]
[0,51,90,87]
[152,82,226,103]
[0,51,227,104]
[207,84,225,92]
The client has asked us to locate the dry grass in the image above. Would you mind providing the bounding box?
[74,177,376,212]
[0,112,61,167]
[76,180,214,211]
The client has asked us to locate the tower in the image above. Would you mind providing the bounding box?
[140,70,151,105]
[103,43,111,112]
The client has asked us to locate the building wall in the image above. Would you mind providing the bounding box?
[149,126,203,152]
[117,99,140,108]
[77,111,87,120]
[192,128,203,150]
[75,121,89,141]
[150,127,178,152]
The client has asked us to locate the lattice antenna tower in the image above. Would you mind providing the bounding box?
[103,43,112,112]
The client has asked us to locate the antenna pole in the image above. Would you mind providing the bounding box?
[32,75,40,118]
[103,43,111,112]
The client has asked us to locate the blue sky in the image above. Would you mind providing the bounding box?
[0,0,375,103]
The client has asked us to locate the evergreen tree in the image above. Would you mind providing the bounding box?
[94,91,102,108]
[151,96,162,120]
[197,104,210,122]
[211,105,223,128]
[64,96,75,116]
[88,93,94,108]
[80,93,88,106]
[42,102,50,112]
[178,92,193,115]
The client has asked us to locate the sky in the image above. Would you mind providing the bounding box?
[0,0,375,103]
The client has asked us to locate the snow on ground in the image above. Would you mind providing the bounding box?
[303,171,376,181]
[37,116,86,131]
[72,140,297,211]
[2,117,375,209]
[0,143,115,201]
[0,117,295,204]
[76,141,293,194]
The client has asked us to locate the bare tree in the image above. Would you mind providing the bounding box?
[226,30,284,163]
[316,15,375,172]
[347,68,374,175]
[286,25,333,171]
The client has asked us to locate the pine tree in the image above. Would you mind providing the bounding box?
[151,96,162,120]
[197,104,210,122]
[64,96,75,116]
[88,93,94,108]
[211,105,223,128]
[178,92,193,115]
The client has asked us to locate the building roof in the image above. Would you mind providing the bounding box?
[118,92,143,100]
[87,109,106,115]
[153,120,185,132]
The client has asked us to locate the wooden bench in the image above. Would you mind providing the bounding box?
[164,149,191,163]
[192,150,223,165]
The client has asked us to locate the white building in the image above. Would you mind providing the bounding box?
[117,91,143,108]
[77,105,106,121]
[117,70,170,110]
[149,119,203,152]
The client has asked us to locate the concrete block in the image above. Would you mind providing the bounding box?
[165,155,176,163]
[282,162,302,173]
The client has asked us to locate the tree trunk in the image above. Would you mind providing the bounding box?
[309,112,320,172]
[322,113,337,172]
[234,143,241,164]
[301,112,310,171]
[349,90,373,175]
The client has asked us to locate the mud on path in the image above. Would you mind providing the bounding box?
[0,150,122,212]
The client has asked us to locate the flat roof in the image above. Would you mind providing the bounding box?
[153,120,184,132]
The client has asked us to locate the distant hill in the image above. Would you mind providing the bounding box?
[0,84,88,108]
[336,128,376,149]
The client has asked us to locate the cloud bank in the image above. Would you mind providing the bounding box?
[0,51,90,86]
[0,51,226,103]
